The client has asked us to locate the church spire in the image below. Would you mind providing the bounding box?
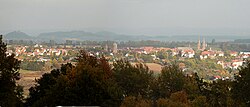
[202,37,206,50]
[197,36,201,50]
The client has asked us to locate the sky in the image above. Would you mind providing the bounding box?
[0,0,250,36]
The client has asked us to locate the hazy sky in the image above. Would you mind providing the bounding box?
[1,0,250,36]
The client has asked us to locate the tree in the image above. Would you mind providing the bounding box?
[26,51,122,106]
[0,35,23,106]
[191,96,208,107]
[156,50,168,60]
[140,54,154,62]
[207,80,233,107]
[232,61,250,106]
[156,91,190,107]
[58,54,63,63]
[20,60,45,71]
[25,68,63,106]
[194,72,234,107]
[182,74,201,100]
[120,95,151,107]
[113,60,154,98]
[158,64,186,98]
[52,58,60,69]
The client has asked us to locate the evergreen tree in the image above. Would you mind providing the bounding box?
[0,35,23,106]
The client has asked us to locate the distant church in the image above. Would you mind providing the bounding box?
[197,37,207,51]
[113,43,118,54]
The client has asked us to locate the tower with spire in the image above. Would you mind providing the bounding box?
[202,38,206,50]
[113,42,117,54]
[104,44,108,52]
[197,36,201,50]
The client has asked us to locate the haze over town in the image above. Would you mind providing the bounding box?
[1,0,250,36]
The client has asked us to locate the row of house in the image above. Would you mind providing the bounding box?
[217,60,244,69]
[131,46,195,58]
[7,45,69,57]
[129,46,249,69]
[200,50,224,59]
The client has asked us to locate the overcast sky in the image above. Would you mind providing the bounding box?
[0,0,250,36]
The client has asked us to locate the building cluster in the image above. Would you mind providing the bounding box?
[217,51,250,69]
[116,37,250,70]
[6,38,250,71]
[129,46,195,58]
[200,49,224,59]
[8,45,68,57]
[7,44,70,61]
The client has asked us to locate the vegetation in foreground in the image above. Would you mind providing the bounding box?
[1,36,250,106]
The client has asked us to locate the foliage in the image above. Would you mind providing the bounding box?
[113,60,154,98]
[191,96,208,107]
[232,61,250,106]
[206,80,233,107]
[140,54,154,63]
[182,75,201,100]
[25,67,65,106]
[156,91,189,107]
[19,45,250,107]
[26,50,122,106]
[195,72,234,107]
[20,60,45,71]
[158,64,186,98]
[0,35,23,106]
[120,95,151,107]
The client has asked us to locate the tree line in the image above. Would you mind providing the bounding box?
[1,35,250,107]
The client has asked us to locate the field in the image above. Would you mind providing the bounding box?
[17,69,49,97]
[144,63,162,73]
[131,63,163,74]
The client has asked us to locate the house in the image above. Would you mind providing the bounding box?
[171,48,179,56]
[239,52,250,59]
[231,60,244,69]
[217,51,224,57]
[176,47,195,58]
[183,49,195,58]
[200,50,216,59]
[230,51,238,57]
[142,47,154,54]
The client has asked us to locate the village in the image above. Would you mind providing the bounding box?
[5,38,250,81]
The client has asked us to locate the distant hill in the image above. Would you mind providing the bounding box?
[4,31,33,40]
[3,30,250,42]
[37,31,145,42]
[234,39,250,43]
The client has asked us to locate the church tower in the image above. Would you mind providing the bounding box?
[202,38,206,50]
[113,42,117,54]
[197,36,201,50]
[104,44,108,52]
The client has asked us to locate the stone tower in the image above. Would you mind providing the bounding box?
[202,38,206,50]
[104,44,108,52]
[197,36,201,50]
[113,42,117,54]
